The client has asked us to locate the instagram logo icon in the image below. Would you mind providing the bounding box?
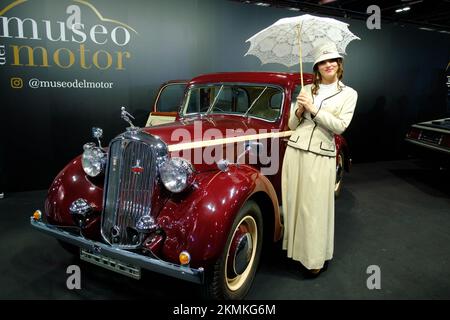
[10,77,23,89]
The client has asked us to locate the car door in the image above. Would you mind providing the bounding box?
[146,81,187,126]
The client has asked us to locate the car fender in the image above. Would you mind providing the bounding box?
[156,164,280,267]
[335,135,350,171]
[45,155,103,238]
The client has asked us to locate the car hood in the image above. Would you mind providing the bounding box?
[139,115,275,171]
[141,115,253,147]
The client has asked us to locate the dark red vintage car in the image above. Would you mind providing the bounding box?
[405,117,450,162]
[31,72,351,299]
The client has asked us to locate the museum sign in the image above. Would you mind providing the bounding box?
[0,0,137,71]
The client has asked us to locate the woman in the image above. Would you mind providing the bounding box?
[282,42,358,275]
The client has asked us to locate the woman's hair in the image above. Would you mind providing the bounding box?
[311,58,344,95]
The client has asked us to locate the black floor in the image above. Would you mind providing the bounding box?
[1,159,449,300]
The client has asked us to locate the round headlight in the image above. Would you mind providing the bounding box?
[82,143,106,177]
[159,157,194,193]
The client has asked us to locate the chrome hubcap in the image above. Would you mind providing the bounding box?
[234,233,253,275]
[225,215,258,292]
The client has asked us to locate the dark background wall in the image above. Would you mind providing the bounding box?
[0,0,449,192]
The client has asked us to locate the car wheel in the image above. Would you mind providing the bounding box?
[335,151,345,198]
[203,200,263,300]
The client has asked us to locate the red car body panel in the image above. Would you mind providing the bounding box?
[45,156,103,240]
[156,165,280,267]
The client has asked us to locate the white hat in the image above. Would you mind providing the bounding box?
[312,42,343,67]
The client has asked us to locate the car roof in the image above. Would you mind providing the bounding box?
[188,72,313,87]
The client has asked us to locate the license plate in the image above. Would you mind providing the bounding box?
[80,249,141,279]
[420,130,442,144]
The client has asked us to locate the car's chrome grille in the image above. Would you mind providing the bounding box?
[102,138,158,248]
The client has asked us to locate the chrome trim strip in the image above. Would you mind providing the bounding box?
[30,218,204,284]
[405,138,450,154]
[412,124,450,135]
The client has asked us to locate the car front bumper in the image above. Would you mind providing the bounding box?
[30,216,205,284]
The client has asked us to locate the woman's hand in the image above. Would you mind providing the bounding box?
[297,91,318,116]
[295,105,304,120]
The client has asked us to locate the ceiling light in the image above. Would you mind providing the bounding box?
[255,2,270,6]
[419,27,435,31]
[395,6,411,13]
[288,7,301,11]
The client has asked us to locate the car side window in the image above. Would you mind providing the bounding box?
[155,83,186,112]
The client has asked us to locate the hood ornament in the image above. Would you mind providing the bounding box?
[121,106,138,130]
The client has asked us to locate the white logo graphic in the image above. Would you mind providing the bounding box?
[366,265,381,290]
[366,5,381,30]
[66,5,82,31]
[66,265,81,290]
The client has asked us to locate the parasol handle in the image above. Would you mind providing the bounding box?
[297,23,303,88]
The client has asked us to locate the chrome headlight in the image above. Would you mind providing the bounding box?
[82,143,107,177]
[159,157,194,193]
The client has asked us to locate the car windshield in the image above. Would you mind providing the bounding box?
[180,83,283,121]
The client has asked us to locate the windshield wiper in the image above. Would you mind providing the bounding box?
[205,85,224,115]
[243,87,268,117]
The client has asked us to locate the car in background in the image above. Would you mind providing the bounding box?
[405,117,450,166]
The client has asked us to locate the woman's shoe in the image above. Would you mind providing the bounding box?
[307,261,329,277]
[305,268,322,278]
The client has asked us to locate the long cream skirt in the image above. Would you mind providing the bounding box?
[281,146,336,270]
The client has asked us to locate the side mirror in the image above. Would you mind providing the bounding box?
[236,141,263,165]
[216,141,264,172]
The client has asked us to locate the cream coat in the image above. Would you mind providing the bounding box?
[287,81,358,157]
